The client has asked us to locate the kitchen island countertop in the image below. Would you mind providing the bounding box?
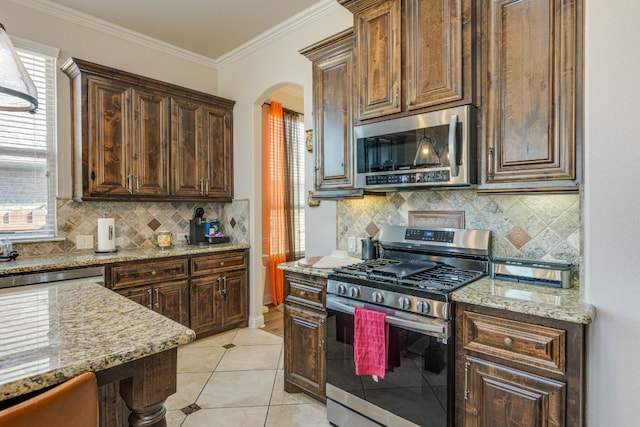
[0,243,250,276]
[0,280,196,403]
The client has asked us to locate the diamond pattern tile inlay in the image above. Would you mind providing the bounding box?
[147,218,161,231]
[365,221,380,238]
[181,403,201,415]
[229,217,236,228]
[506,226,532,250]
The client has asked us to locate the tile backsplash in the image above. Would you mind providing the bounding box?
[337,190,581,274]
[14,198,250,256]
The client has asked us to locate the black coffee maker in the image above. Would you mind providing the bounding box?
[189,207,207,245]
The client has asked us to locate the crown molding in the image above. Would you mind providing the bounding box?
[215,0,343,69]
[8,0,219,69]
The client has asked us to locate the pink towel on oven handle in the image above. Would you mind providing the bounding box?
[353,307,387,380]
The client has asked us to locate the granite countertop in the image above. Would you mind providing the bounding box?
[277,260,333,278]
[0,281,196,401]
[278,260,595,325]
[0,243,251,276]
[452,276,595,324]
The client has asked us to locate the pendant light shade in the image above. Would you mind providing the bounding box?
[0,23,38,113]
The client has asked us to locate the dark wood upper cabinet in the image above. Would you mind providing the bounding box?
[479,0,582,192]
[62,57,234,201]
[301,29,363,198]
[340,0,476,122]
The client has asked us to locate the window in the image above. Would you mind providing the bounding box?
[0,38,58,240]
[284,112,306,256]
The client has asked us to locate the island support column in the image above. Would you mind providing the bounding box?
[119,348,177,427]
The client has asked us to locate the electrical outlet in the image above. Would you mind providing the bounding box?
[76,235,93,250]
[347,236,356,253]
[176,233,189,244]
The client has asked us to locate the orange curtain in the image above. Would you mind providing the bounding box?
[266,101,288,306]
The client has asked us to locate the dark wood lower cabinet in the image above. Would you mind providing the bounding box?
[456,302,585,427]
[283,271,327,402]
[284,305,326,399]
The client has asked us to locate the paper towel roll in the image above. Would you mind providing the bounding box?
[97,218,116,252]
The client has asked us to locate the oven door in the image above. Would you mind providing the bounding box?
[326,295,453,427]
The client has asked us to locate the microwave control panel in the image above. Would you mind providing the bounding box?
[365,171,450,186]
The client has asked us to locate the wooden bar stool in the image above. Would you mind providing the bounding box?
[0,372,98,427]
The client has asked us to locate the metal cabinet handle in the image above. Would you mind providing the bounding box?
[135,175,140,192]
[320,339,325,347]
[127,175,133,194]
[448,114,459,177]
[199,179,204,195]
[464,361,471,400]
[205,179,209,196]
[216,277,222,295]
[147,288,152,309]
[504,337,513,346]
[222,277,227,301]
[154,288,159,308]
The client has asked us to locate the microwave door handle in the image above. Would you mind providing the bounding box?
[448,114,459,177]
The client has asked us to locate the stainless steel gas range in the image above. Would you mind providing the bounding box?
[325,225,491,427]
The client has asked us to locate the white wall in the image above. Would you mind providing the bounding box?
[584,2,640,425]
[2,0,219,199]
[217,7,352,326]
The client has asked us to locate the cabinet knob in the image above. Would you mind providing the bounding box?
[151,270,157,275]
[219,261,225,266]
[504,337,513,347]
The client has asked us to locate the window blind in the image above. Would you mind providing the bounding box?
[0,40,58,240]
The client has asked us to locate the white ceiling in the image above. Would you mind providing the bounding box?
[36,0,330,62]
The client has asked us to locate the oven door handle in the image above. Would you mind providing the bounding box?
[326,297,447,336]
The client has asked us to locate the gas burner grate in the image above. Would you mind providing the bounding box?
[399,265,484,291]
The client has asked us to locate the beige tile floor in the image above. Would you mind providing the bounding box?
[165,327,331,427]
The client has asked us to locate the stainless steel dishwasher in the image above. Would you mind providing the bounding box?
[0,266,105,289]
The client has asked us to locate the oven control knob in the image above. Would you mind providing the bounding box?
[398,296,412,310]
[417,301,431,314]
[372,292,384,303]
[337,284,347,295]
[349,287,361,298]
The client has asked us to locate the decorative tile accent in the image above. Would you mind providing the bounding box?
[230,218,236,228]
[147,218,161,231]
[365,221,380,238]
[181,403,201,415]
[506,226,532,249]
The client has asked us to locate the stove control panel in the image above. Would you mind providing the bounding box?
[327,279,451,320]
[405,228,454,243]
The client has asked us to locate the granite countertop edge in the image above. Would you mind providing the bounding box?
[0,282,196,401]
[0,243,251,276]
[277,261,595,325]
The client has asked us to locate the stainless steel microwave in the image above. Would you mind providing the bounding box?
[354,105,476,190]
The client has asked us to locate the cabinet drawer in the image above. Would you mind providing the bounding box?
[191,251,247,276]
[108,258,189,290]
[461,311,566,374]
[286,281,324,310]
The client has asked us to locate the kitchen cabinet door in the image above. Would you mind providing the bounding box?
[480,0,582,192]
[405,0,470,110]
[301,29,362,199]
[220,269,247,328]
[154,280,190,326]
[130,89,170,196]
[461,356,566,427]
[354,0,401,120]
[87,79,132,196]
[189,274,224,335]
[284,305,326,400]
[115,286,152,310]
[202,104,233,200]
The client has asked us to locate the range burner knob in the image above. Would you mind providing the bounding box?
[337,284,347,295]
[349,287,361,298]
[371,292,384,303]
[398,296,412,310]
[416,301,431,314]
